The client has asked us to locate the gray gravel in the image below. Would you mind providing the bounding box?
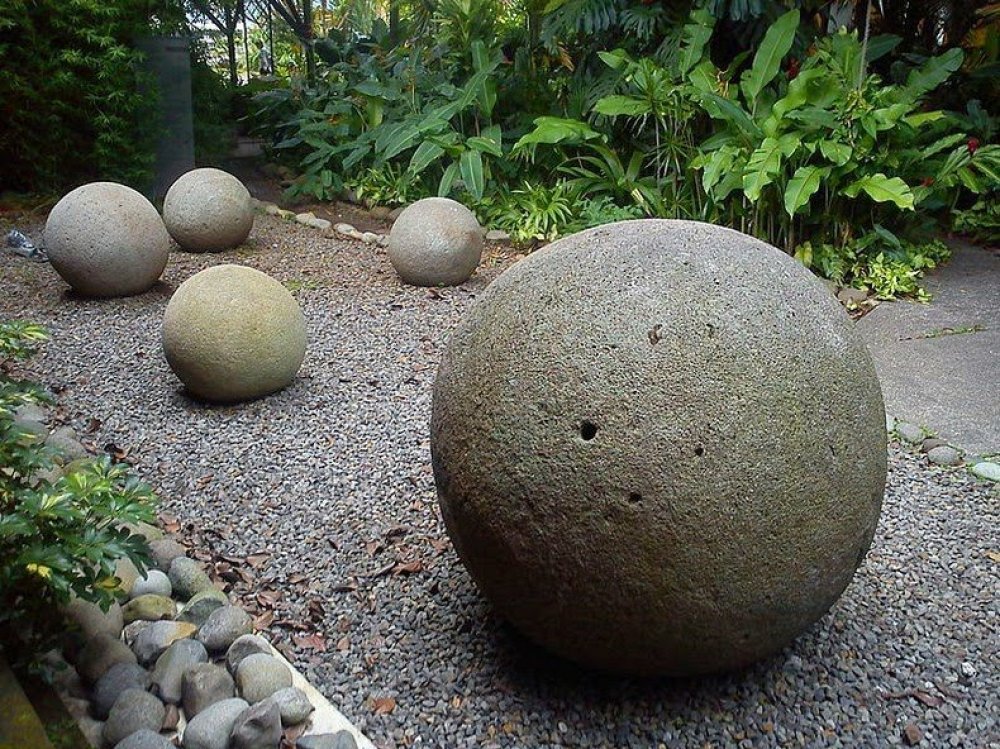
[2,214,997,748]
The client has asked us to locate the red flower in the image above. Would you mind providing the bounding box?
[786,58,800,80]
[968,137,980,156]
[921,177,935,187]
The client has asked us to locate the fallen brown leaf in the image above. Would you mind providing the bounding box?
[372,697,396,715]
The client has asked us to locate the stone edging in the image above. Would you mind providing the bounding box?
[251,199,388,248]
[886,413,999,481]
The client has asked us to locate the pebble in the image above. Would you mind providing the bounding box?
[896,421,925,444]
[167,557,214,600]
[267,686,314,725]
[122,594,176,623]
[970,461,1000,481]
[130,569,172,599]
[182,697,249,749]
[927,445,962,466]
[177,588,229,626]
[147,538,187,572]
[102,688,165,747]
[76,633,137,684]
[131,620,197,665]
[151,638,209,704]
[182,662,236,717]
[230,698,282,749]
[63,598,124,641]
[91,662,150,720]
[225,634,272,675]
[197,605,252,653]
[235,653,292,703]
[113,729,175,749]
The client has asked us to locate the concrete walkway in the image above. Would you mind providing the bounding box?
[857,240,999,456]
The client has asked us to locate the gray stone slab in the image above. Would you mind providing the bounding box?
[857,241,999,455]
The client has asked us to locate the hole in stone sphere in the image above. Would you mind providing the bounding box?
[628,492,642,503]
[694,445,705,457]
[580,421,598,441]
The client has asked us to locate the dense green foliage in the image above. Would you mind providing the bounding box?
[0,321,157,671]
[247,2,997,296]
[0,1,163,192]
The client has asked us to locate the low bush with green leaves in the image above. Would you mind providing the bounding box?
[0,321,156,671]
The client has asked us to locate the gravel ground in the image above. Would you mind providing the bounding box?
[2,214,998,749]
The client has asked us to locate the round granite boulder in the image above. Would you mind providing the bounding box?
[162,264,307,403]
[387,197,482,286]
[431,219,887,677]
[163,168,254,252]
[44,182,170,297]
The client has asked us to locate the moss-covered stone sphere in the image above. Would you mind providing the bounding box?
[431,220,887,677]
[44,182,170,297]
[388,197,482,286]
[162,265,306,403]
[163,168,254,252]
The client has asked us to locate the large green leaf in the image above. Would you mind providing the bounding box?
[466,124,502,157]
[460,149,485,200]
[598,49,631,70]
[740,9,799,110]
[865,34,902,63]
[902,48,964,102]
[593,95,650,117]
[511,117,604,154]
[698,92,761,140]
[742,134,799,201]
[688,59,719,93]
[784,165,828,217]
[819,140,852,166]
[438,162,460,196]
[408,141,445,175]
[699,145,739,194]
[678,9,715,76]
[843,174,914,209]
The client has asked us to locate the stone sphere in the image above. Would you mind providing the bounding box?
[388,197,483,286]
[163,168,254,252]
[431,220,887,677]
[44,182,170,297]
[162,265,306,403]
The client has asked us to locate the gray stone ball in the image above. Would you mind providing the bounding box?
[163,168,254,252]
[431,219,887,677]
[162,264,306,403]
[387,197,483,286]
[44,182,170,297]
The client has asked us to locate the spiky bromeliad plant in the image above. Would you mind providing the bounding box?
[0,320,156,671]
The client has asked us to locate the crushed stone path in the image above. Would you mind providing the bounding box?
[857,241,999,456]
[1,215,997,748]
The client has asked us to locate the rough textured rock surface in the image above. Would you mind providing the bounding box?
[177,588,228,626]
[150,638,208,704]
[387,197,482,287]
[197,605,252,653]
[182,662,235,717]
[131,620,197,665]
[44,182,170,297]
[102,688,166,747]
[431,219,887,676]
[91,662,151,720]
[122,594,176,623]
[112,729,175,749]
[235,653,291,703]
[162,168,254,252]
[266,686,314,725]
[229,698,282,749]
[167,557,213,600]
[162,264,307,403]
[224,634,271,675]
[182,697,249,749]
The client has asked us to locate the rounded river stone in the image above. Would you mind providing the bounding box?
[162,264,307,403]
[44,182,170,297]
[430,219,887,676]
[387,197,482,286]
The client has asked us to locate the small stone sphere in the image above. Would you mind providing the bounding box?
[162,264,306,403]
[388,197,483,286]
[44,182,170,297]
[431,219,887,677]
[163,168,254,252]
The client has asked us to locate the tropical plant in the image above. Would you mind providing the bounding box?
[0,322,157,672]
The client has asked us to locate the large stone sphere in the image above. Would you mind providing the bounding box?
[388,197,482,286]
[162,265,306,403]
[44,182,170,297]
[163,168,254,252]
[431,220,887,677]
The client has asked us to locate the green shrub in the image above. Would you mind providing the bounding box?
[0,321,157,671]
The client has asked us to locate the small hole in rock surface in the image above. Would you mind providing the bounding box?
[694,446,705,457]
[628,492,642,503]
[580,421,598,440]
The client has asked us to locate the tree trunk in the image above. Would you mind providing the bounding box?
[226,31,238,86]
[303,0,316,83]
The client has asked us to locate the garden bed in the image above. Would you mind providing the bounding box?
[1,213,997,747]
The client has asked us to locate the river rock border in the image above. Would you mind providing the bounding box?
[15,403,374,749]
[886,413,999,480]
[252,199,388,248]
